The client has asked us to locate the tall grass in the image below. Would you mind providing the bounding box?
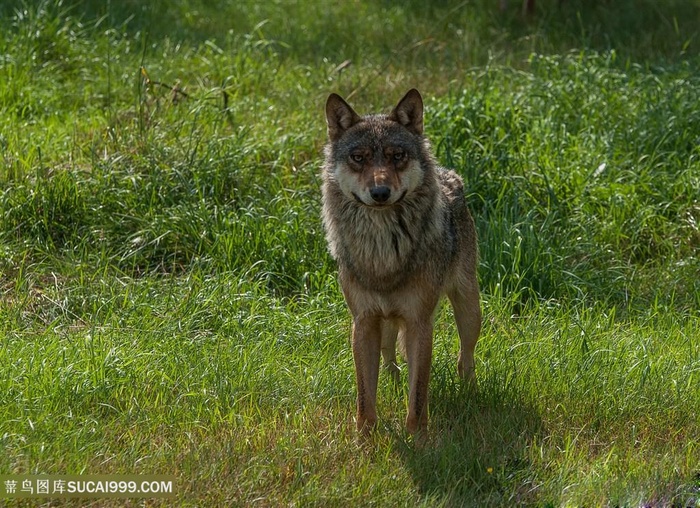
[429,52,700,309]
[1,1,699,506]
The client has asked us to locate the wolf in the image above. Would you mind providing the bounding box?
[321,88,481,437]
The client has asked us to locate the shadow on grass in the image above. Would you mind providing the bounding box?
[7,0,697,66]
[530,0,700,62]
[397,380,547,507]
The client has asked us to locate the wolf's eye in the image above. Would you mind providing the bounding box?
[350,154,364,163]
[393,151,406,162]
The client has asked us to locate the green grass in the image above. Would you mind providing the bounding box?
[1,0,699,506]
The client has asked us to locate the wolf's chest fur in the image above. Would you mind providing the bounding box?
[340,201,425,285]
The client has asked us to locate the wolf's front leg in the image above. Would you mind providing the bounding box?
[404,319,433,436]
[351,315,382,433]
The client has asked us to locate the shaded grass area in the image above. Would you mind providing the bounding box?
[1,0,699,506]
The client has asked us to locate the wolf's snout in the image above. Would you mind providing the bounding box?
[369,186,391,203]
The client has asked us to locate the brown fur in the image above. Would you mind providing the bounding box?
[321,89,481,437]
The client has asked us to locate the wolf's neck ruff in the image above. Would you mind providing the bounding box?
[323,165,447,292]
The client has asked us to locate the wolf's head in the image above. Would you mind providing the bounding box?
[324,89,431,208]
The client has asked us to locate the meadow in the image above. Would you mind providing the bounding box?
[1,0,699,505]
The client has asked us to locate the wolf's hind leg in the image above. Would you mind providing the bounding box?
[448,280,481,383]
[380,319,400,385]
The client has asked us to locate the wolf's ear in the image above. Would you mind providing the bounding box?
[326,93,361,142]
[389,89,423,135]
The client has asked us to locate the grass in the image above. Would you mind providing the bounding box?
[1,0,699,506]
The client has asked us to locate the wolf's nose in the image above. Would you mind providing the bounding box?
[370,186,391,203]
